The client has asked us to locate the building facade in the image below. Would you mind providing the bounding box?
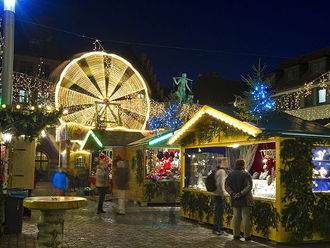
[270,46,330,125]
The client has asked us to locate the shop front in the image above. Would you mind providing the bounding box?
[125,131,181,205]
[168,105,330,243]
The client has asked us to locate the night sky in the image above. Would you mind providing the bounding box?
[12,0,330,87]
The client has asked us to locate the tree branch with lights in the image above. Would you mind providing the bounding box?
[0,104,62,141]
[235,60,275,121]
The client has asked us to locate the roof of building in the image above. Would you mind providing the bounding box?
[81,129,152,150]
[271,46,330,92]
[213,106,330,138]
[169,105,330,145]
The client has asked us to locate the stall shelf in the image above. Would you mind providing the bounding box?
[169,105,330,243]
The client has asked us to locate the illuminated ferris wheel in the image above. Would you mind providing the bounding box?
[55,51,151,130]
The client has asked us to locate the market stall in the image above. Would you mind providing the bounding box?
[124,131,181,205]
[168,105,330,243]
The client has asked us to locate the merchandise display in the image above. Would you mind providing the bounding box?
[312,146,330,192]
[252,179,276,199]
[145,148,180,181]
[186,152,221,191]
[185,145,277,199]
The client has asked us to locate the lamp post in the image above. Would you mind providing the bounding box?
[1,0,15,105]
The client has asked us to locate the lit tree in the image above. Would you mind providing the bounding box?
[235,60,275,120]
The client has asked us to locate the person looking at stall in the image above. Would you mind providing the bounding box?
[225,159,253,241]
[213,157,227,235]
[96,159,110,214]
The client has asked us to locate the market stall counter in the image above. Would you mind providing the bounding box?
[169,105,330,243]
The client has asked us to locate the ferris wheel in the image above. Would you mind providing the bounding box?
[55,51,151,130]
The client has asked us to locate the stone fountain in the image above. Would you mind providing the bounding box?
[23,196,87,248]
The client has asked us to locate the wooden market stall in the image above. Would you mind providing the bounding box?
[125,131,181,205]
[82,129,181,205]
[168,105,330,243]
[80,128,150,191]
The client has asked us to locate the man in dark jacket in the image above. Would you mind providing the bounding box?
[225,159,252,241]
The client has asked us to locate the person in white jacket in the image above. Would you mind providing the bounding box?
[95,159,109,214]
[213,157,228,235]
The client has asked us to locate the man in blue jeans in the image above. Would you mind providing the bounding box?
[213,157,228,235]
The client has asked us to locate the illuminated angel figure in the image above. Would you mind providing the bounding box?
[173,73,193,103]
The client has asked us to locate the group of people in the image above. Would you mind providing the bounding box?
[51,159,110,215]
[213,158,253,241]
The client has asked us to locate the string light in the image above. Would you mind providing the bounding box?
[148,99,201,130]
[55,51,151,130]
[275,71,330,113]
[169,106,262,145]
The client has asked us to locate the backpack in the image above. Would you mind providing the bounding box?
[205,170,217,192]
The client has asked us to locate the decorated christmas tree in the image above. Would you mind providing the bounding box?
[235,60,275,120]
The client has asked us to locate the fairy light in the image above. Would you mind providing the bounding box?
[41,130,47,137]
[3,133,13,142]
[55,51,151,130]
[275,71,330,112]
[169,106,262,145]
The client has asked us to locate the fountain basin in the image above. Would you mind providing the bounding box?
[23,196,87,210]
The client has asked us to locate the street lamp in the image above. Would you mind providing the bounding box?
[1,0,16,104]
[4,0,15,12]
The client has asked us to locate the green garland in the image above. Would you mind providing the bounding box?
[224,198,233,225]
[252,200,279,237]
[181,119,248,146]
[280,138,330,241]
[0,104,62,140]
[181,190,278,238]
[144,180,180,202]
[135,149,144,184]
[181,190,214,221]
[196,120,247,144]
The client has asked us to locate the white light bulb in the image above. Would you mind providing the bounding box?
[3,133,12,143]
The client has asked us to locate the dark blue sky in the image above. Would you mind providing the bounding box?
[13,0,330,87]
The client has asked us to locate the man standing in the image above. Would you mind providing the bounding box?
[225,159,253,241]
[213,157,227,235]
[96,159,109,214]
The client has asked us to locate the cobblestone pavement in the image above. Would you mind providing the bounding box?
[1,197,330,248]
[1,182,330,248]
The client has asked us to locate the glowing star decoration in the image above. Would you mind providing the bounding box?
[55,51,150,130]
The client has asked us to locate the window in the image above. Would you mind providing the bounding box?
[312,147,330,192]
[35,151,49,171]
[311,61,326,75]
[19,90,28,103]
[75,156,85,168]
[288,68,299,81]
[318,89,327,104]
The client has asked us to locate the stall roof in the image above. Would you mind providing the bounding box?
[128,130,177,147]
[169,105,330,145]
[81,129,152,150]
